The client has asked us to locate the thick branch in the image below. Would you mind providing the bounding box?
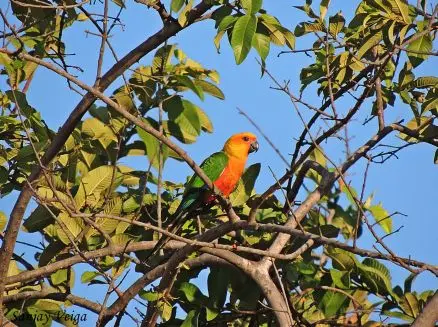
[4,290,102,313]
[411,291,438,327]
[102,253,235,323]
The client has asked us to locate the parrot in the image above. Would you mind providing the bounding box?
[147,132,259,260]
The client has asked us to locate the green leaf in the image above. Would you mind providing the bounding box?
[409,76,438,89]
[88,197,123,236]
[217,15,238,32]
[193,80,225,100]
[241,0,263,15]
[178,282,208,305]
[159,300,173,322]
[212,5,233,28]
[252,31,270,60]
[259,15,285,45]
[56,212,83,245]
[229,276,261,310]
[82,117,117,141]
[293,2,319,19]
[320,0,330,20]
[117,165,140,186]
[404,273,417,293]
[297,261,316,275]
[231,15,257,64]
[195,106,214,133]
[315,288,348,317]
[368,203,392,233]
[407,32,432,67]
[208,267,229,310]
[399,117,438,142]
[329,12,345,36]
[205,307,219,321]
[112,85,135,113]
[26,306,53,327]
[357,30,383,59]
[387,0,412,24]
[164,97,201,143]
[326,247,358,271]
[229,163,261,206]
[340,183,359,207]
[282,28,295,50]
[174,75,204,100]
[139,290,160,301]
[89,105,110,124]
[171,0,185,12]
[294,20,325,37]
[383,309,415,322]
[23,205,57,233]
[300,63,325,90]
[178,0,193,27]
[51,269,68,285]
[181,310,199,327]
[74,166,120,208]
[358,258,393,296]
[165,120,197,144]
[398,62,415,90]
[330,269,351,289]
[213,30,226,52]
[152,44,175,73]
[130,66,156,107]
[38,241,66,267]
[418,290,434,303]
[111,234,134,247]
[399,292,421,317]
[422,89,438,113]
[81,271,101,284]
[137,120,169,168]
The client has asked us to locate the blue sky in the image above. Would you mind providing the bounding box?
[1,0,437,325]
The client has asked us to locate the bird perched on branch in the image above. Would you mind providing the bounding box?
[147,132,259,260]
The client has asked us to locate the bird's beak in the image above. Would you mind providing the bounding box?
[249,140,259,153]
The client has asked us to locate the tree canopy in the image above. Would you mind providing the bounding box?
[0,0,437,326]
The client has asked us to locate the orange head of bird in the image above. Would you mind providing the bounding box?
[222,132,259,159]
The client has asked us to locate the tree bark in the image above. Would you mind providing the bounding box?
[412,292,438,327]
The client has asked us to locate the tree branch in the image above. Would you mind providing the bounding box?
[0,1,216,314]
[411,291,438,327]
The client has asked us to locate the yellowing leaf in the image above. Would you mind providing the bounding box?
[74,166,119,208]
[320,0,330,20]
[178,0,193,27]
[388,0,412,24]
[171,0,185,12]
[368,204,392,234]
[0,211,6,231]
[82,117,117,141]
[407,33,432,67]
[56,212,83,245]
[77,13,88,21]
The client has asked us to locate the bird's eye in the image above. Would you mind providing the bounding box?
[242,136,250,142]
